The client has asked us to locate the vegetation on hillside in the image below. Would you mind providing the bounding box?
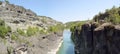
[26,26,39,36]
[70,6,120,43]
[65,21,87,43]
[65,21,86,29]
[0,19,11,38]
[93,6,120,24]
[16,24,64,37]
[70,6,120,34]
[48,23,64,33]
[17,28,26,36]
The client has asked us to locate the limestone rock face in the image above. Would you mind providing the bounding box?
[0,2,63,54]
[73,23,120,54]
[0,2,62,32]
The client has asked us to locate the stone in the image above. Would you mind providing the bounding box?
[13,45,28,54]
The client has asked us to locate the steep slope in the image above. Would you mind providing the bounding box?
[72,22,120,54]
[0,2,63,54]
[0,2,62,31]
[71,6,120,54]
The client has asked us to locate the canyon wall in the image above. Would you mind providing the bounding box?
[0,2,63,54]
[72,22,120,54]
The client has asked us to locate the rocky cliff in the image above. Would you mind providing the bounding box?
[0,2,62,31]
[72,22,120,54]
[0,2,63,54]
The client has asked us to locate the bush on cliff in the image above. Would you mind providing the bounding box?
[0,19,11,38]
[93,6,120,24]
[70,21,86,43]
[11,33,18,40]
[17,28,26,36]
[39,28,47,34]
[70,21,86,32]
[26,26,39,36]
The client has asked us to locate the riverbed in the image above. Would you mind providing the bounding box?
[57,30,74,54]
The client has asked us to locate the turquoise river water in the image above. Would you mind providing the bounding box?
[57,30,75,54]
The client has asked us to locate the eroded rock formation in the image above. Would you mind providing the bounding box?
[73,22,120,54]
[0,1,63,54]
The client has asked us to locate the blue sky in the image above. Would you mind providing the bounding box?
[7,0,120,23]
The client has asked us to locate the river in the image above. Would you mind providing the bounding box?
[57,30,75,54]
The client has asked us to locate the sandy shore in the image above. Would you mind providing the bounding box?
[47,37,63,54]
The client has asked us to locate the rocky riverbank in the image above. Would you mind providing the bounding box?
[47,38,63,54]
[0,31,63,54]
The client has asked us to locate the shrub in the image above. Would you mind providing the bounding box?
[0,19,5,25]
[17,28,26,36]
[48,24,64,32]
[39,28,46,34]
[26,26,39,36]
[11,33,18,40]
[41,18,47,23]
[0,26,7,38]
[7,26,11,32]
[0,19,11,38]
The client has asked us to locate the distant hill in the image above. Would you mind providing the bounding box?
[65,21,87,29]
